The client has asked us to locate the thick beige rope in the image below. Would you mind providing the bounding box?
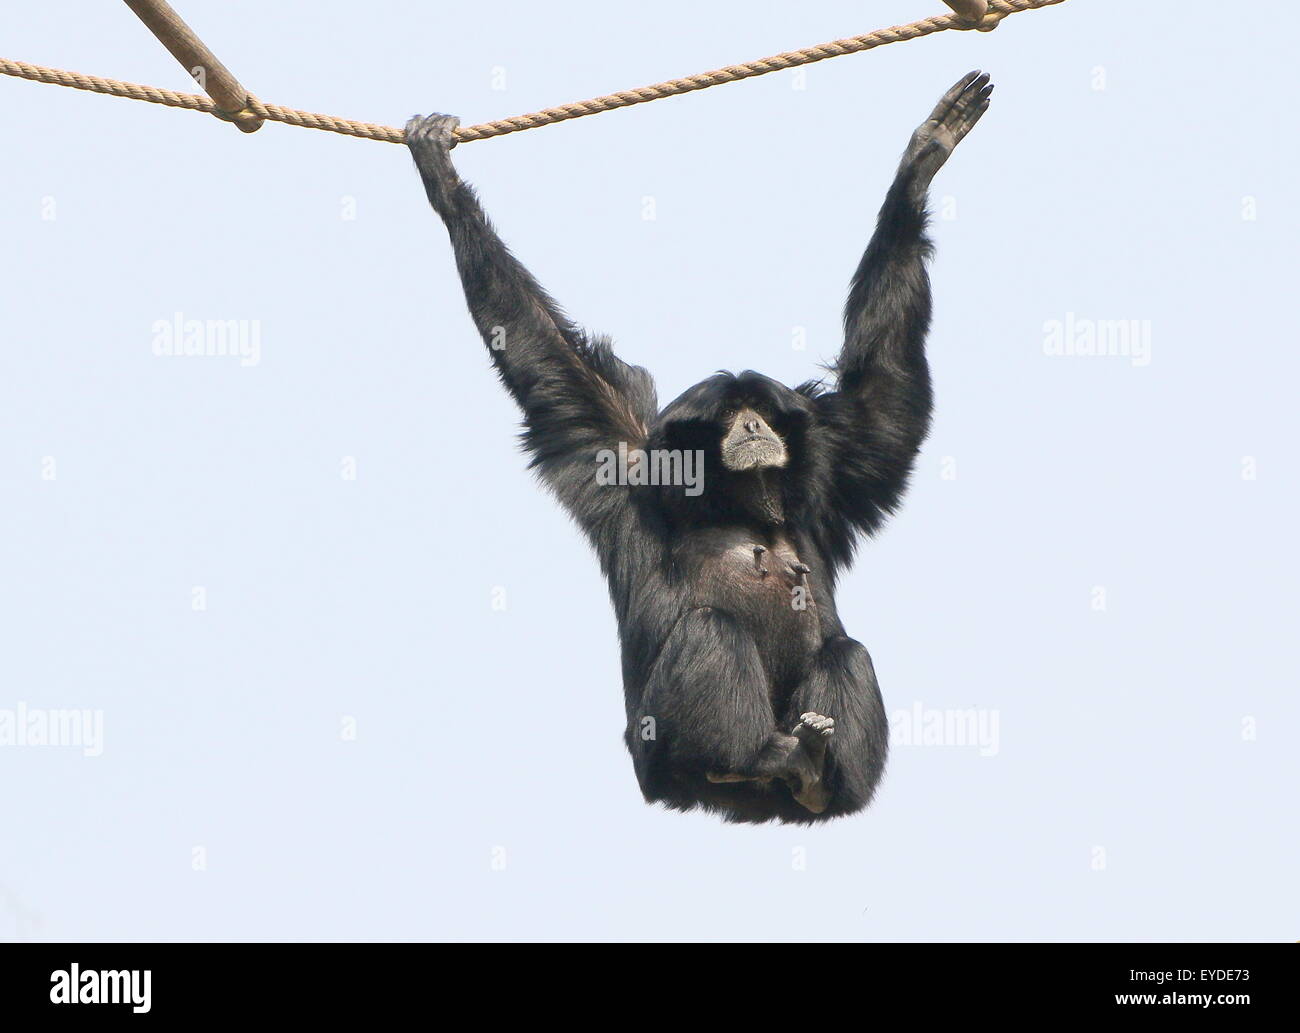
[0,0,1066,145]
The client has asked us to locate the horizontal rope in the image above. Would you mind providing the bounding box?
[0,0,1066,145]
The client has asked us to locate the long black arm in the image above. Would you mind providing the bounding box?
[813,72,992,566]
[406,114,658,542]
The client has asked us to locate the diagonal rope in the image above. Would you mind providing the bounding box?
[0,0,1067,145]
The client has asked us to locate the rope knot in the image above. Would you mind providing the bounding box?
[952,12,1007,33]
[946,0,1011,32]
[211,104,262,132]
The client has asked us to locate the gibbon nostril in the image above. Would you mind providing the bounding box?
[745,420,758,433]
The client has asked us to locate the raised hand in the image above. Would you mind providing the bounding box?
[405,112,460,154]
[900,70,993,194]
[406,113,463,212]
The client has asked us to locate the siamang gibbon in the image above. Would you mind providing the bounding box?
[408,72,993,824]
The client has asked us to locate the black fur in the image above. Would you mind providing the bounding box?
[406,72,994,823]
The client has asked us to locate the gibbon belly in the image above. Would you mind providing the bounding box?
[678,529,822,693]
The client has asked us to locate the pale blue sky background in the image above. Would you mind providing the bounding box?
[2,0,1296,942]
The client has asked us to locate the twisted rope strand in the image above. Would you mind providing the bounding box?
[0,0,1066,145]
